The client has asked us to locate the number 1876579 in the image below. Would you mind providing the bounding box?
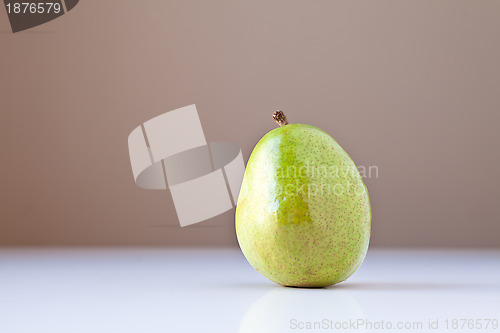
[6,2,62,14]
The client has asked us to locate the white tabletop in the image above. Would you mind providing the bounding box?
[1,248,499,333]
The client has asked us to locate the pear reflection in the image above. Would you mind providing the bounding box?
[238,286,364,333]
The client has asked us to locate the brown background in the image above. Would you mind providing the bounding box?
[1,0,499,247]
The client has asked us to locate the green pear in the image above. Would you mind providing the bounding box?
[236,111,371,288]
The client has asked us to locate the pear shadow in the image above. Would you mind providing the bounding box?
[223,281,337,290]
[283,284,329,289]
[236,284,364,333]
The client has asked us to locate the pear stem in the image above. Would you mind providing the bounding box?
[273,110,289,127]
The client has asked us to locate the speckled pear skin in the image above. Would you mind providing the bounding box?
[236,123,371,288]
